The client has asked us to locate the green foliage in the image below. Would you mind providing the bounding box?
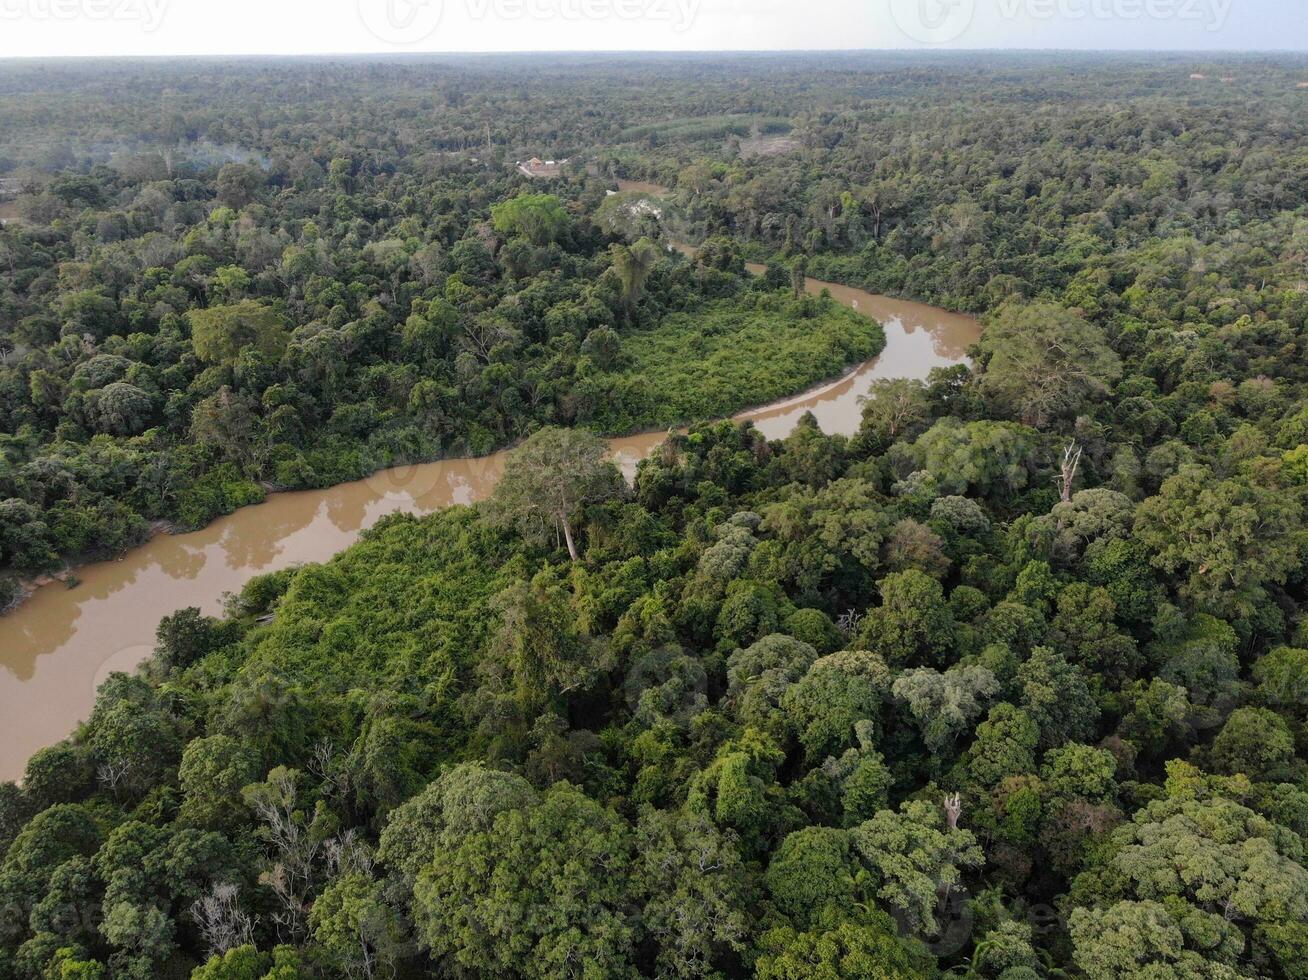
[859,570,955,667]
[755,914,931,978]
[850,800,984,935]
[582,292,883,432]
[1069,899,1246,980]
[1210,707,1296,781]
[609,239,661,309]
[783,650,891,762]
[309,872,406,978]
[2,51,1308,980]
[966,704,1038,788]
[892,419,1045,501]
[1016,646,1099,749]
[1134,464,1303,618]
[892,665,999,755]
[978,301,1121,427]
[617,114,790,142]
[192,945,272,980]
[490,193,570,246]
[765,826,860,929]
[1073,791,1308,930]
[488,426,623,561]
[188,300,288,365]
[632,808,750,976]
[378,763,537,886]
[192,946,305,980]
[412,782,637,978]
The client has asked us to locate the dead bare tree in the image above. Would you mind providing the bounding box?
[246,768,385,946]
[944,793,963,831]
[96,759,133,800]
[260,864,312,944]
[323,829,375,878]
[247,769,323,943]
[191,883,256,957]
[836,608,863,637]
[1057,441,1083,504]
[354,924,378,980]
[461,316,517,364]
[309,738,355,816]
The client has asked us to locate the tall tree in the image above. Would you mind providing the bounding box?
[487,426,622,561]
[610,238,661,310]
[188,300,288,366]
[978,301,1121,427]
[1134,463,1302,618]
[490,192,570,246]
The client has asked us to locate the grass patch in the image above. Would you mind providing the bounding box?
[580,289,884,433]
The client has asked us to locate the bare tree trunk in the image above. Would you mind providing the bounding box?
[944,793,962,830]
[1058,442,1083,504]
[560,514,579,562]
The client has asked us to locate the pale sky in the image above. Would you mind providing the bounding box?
[0,0,1303,58]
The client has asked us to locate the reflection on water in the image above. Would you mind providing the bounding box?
[0,258,979,781]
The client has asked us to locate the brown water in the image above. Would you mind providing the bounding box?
[0,255,979,782]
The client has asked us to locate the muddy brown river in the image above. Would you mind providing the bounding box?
[0,248,979,782]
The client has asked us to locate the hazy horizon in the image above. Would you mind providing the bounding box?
[2,47,1307,60]
[0,0,1304,59]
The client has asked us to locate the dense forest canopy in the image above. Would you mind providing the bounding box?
[1,50,1307,980]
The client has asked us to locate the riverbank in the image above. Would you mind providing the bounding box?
[0,271,979,781]
[586,291,884,434]
[0,283,874,619]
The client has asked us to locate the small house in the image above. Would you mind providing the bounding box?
[517,157,568,179]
